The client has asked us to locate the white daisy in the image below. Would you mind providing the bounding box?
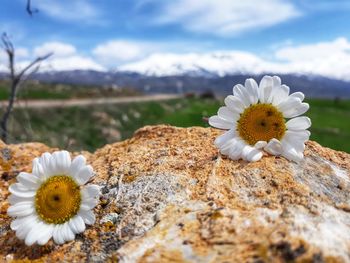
[209,75,311,162]
[7,150,100,246]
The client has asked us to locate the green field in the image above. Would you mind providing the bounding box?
[3,97,350,153]
[0,80,140,100]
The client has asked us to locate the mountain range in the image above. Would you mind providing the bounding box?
[1,66,350,99]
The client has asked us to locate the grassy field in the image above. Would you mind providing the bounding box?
[3,97,350,153]
[0,80,141,100]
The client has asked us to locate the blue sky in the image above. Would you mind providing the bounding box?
[1,0,350,79]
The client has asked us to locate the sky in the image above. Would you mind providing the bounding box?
[1,0,350,80]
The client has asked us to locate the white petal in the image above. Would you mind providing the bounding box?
[39,152,54,177]
[37,224,54,245]
[78,210,96,225]
[32,158,45,179]
[219,138,237,156]
[209,115,234,130]
[59,150,72,172]
[281,146,304,163]
[10,215,36,230]
[277,96,309,118]
[282,132,308,153]
[11,182,30,191]
[69,216,86,234]
[69,155,86,177]
[52,151,71,174]
[8,194,34,205]
[16,172,39,190]
[285,130,311,142]
[228,140,246,160]
[74,165,94,185]
[7,202,35,217]
[224,95,245,114]
[254,141,267,149]
[272,76,281,87]
[53,225,65,244]
[286,117,311,131]
[82,185,100,199]
[16,218,37,240]
[217,107,238,124]
[244,78,259,104]
[264,139,283,156]
[242,145,263,162]
[81,198,99,210]
[49,152,61,175]
[290,92,305,101]
[259,76,274,103]
[281,139,305,155]
[277,97,302,113]
[62,222,75,242]
[214,129,236,148]
[9,183,36,198]
[233,84,251,107]
[284,102,309,118]
[250,151,263,162]
[11,218,25,231]
[272,84,290,105]
[25,220,45,246]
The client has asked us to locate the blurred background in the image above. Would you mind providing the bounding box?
[0,0,349,153]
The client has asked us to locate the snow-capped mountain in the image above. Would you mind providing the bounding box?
[118,50,350,83]
[119,52,270,77]
[1,50,350,98]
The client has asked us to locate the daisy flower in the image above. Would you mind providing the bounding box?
[209,75,311,162]
[7,151,100,246]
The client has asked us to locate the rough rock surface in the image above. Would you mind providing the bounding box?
[1,125,350,262]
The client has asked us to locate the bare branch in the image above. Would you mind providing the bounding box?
[1,33,15,79]
[1,33,14,53]
[26,0,39,16]
[17,52,53,80]
[0,33,51,142]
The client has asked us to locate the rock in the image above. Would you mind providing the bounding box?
[1,125,350,262]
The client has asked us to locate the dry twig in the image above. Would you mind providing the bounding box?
[0,33,52,142]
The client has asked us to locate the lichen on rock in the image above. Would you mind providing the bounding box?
[1,125,350,262]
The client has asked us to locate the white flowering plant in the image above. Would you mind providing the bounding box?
[209,75,311,162]
[7,150,100,246]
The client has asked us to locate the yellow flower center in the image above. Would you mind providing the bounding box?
[237,103,286,145]
[35,175,81,224]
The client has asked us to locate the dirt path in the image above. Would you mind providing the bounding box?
[0,94,182,109]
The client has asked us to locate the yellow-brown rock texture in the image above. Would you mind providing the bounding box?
[1,125,350,262]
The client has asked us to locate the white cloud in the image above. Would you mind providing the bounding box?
[151,0,300,36]
[34,42,77,58]
[16,48,29,58]
[273,38,350,80]
[32,41,105,71]
[33,0,101,23]
[1,41,104,73]
[0,50,7,64]
[92,39,209,66]
[0,47,29,71]
[0,47,28,61]
[15,56,105,72]
[39,56,105,71]
[275,37,350,61]
[92,41,146,65]
[0,64,6,72]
